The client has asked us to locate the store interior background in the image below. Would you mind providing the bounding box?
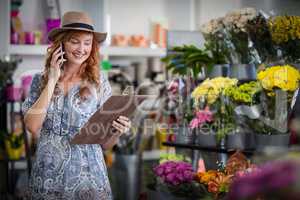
[1,0,300,199]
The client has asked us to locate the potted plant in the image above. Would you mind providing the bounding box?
[224,81,262,149]
[253,64,300,150]
[161,44,213,80]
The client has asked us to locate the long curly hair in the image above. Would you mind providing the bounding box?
[41,30,101,99]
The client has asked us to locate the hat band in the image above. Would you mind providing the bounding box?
[63,23,94,31]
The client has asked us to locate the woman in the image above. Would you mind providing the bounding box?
[22,11,131,199]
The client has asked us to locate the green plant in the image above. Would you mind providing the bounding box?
[161,45,213,79]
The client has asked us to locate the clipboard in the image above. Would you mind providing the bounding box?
[70,95,148,145]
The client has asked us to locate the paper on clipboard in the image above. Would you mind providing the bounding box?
[70,95,148,145]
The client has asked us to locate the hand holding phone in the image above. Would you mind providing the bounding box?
[49,43,66,83]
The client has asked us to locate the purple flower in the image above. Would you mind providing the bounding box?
[227,160,299,200]
[153,161,195,186]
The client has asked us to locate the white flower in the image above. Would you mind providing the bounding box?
[200,17,224,35]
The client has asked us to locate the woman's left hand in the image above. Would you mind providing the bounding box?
[112,116,131,136]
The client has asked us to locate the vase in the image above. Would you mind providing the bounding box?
[207,64,230,78]
[226,133,255,150]
[255,133,290,151]
[113,154,141,200]
[229,63,256,81]
[195,128,217,147]
[175,126,194,145]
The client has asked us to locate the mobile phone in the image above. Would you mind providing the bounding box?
[59,43,65,69]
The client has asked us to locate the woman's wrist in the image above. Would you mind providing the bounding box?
[44,78,57,100]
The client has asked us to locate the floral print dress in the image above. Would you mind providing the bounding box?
[22,72,113,200]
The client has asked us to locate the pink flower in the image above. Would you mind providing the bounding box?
[189,107,213,129]
[167,80,179,95]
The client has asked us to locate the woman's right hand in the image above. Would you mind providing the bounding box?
[49,45,66,83]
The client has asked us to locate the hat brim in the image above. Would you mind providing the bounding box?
[48,27,107,43]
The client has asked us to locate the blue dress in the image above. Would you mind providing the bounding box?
[22,72,113,200]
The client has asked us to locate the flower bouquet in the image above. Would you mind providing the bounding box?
[201,18,232,69]
[191,77,238,141]
[224,81,262,121]
[269,16,300,63]
[150,160,208,199]
[255,64,300,135]
[246,12,278,63]
[196,151,254,200]
[223,81,262,149]
[223,7,258,64]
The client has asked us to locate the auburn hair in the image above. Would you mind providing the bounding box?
[41,30,101,99]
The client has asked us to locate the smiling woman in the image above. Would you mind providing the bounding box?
[22,11,131,200]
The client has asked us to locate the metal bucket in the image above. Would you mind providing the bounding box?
[113,154,141,200]
[255,133,290,151]
[207,64,230,78]
[229,64,256,80]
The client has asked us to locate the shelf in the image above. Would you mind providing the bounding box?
[9,45,166,57]
[142,150,168,161]
[102,46,166,57]
[9,45,48,55]
[162,142,255,156]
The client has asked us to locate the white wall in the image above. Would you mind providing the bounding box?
[195,0,242,28]
[106,0,193,37]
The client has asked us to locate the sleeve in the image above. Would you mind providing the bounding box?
[22,73,42,115]
[96,72,112,109]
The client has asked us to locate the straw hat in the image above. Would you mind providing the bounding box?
[48,11,107,43]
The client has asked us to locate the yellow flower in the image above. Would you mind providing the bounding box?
[257,65,300,94]
[192,77,238,104]
[270,16,300,44]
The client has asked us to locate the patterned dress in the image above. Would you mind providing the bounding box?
[22,72,113,200]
